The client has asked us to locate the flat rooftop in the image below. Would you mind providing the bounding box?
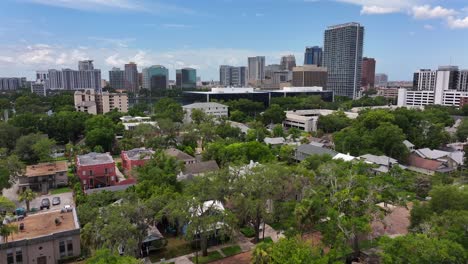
[25,161,68,177]
[123,148,155,161]
[8,210,78,242]
[77,152,114,166]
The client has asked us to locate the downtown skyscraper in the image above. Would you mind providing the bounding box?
[124,62,138,93]
[248,56,265,85]
[219,65,247,87]
[109,67,125,90]
[323,23,364,99]
[304,46,322,66]
[46,60,101,91]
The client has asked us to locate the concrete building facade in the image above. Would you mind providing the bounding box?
[361,57,376,89]
[109,67,125,90]
[74,89,128,115]
[124,62,138,93]
[323,22,364,99]
[248,56,265,84]
[183,102,229,123]
[292,65,328,87]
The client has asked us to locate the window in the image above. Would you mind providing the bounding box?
[89,170,93,176]
[67,239,74,256]
[104,168,108,174]
[15,248,23,264]
[59,241,66,257]
[82,171,86,176]
[7,251,14,264]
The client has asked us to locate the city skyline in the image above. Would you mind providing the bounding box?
[0,0,467,81]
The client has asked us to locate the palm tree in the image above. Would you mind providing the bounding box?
[0,224,19,242]
[19,189,36,212]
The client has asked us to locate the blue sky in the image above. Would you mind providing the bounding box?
[0,0,467,81]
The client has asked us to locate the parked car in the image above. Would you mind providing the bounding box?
[52,197,61,206]
[40,198,50,210]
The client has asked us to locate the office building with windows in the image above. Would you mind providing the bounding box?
[280,55,296,71]
[142,65,169,92]
[0,77,26,91]
[248,56,265,85]
[323,22,364,99]
[361,57,376,89]
[45,61,101,91]
[292,65,328,87]
[304,46,323,66]
[109,67,125,90]
[219,65,247,87]
[375,73,388,87]
[176,68,197,89]
[124,62,138,92]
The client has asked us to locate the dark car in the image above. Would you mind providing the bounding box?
[52,197,61,206]
[40,198,50,210]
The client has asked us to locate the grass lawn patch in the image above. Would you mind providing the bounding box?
[148,237,193,262]
[51,187,72,195]
[221,245,242,257]
[190,251,223,264]
[240,226,255,238]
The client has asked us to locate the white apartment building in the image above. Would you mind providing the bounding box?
[74,89,128,115]
[399,66,468,107]
[120,116,157,130]
[283,109,358,132]
[183,102,228,123]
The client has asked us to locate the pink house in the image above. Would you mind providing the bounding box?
[76,152,117,189]
[121,148,155,174]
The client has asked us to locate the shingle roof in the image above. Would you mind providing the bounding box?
[415,148,450,160]
[25,161,68,177]
[183,160,219,175]
[296,144,337,156]
[165,148,195,161]
[264,137,285,145]
[360,154,398,166]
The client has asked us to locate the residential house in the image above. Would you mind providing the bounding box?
[407,154,447,175]
[359,154,405,173]
[177,160,220,181]
[294,144,337,162]
[403,140,415,152]
[227,121,249,134]
[165,148,196,165]
[121,148,155,174]
[19,161,68,194]
[264,137,285,146]
[76,152,117,190]
[0,209,80,264]
[414,148,462,169]
[333,153,356,162]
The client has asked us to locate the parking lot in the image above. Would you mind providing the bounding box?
[25,191,74,211]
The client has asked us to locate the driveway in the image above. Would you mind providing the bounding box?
[24,192,74,211]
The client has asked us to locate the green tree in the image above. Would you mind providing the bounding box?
[456,119,468,142]
[14,133,55,164]
[32,137,56,162]
[252,237,329,264]
[317,111,352,133]
[261,104,286,125]
[229,110,247,122]
[272,124,285,138]
[19,189,37,211]
[86,248,140,264]
[190,108,207,125]
[154,98,184,122]
[379,234,466,264]
[0,122,20,152]
[0,154,24,191]
[45,111,89,144]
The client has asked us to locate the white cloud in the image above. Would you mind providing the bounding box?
[88,37,136,48]
[423,24,434,30]
[412,5,457,20]
[447,16,468,29]
[361,5,400,15]
[0,56,14,63]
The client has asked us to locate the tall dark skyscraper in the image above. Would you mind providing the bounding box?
[361,57,376,89]
[124,62,138,93]
[176,68,197,89]
[304,46,323,66]
[323,23,364,99]
[109,67,124,89]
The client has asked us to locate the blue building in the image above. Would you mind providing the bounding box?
[304,46,323,66]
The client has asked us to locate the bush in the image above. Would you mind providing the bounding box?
[240,226,255,238]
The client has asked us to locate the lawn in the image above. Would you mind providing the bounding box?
[51,187,72,195]
[221,245,242,257]
[148,237,193,262]
[190,251,223,264]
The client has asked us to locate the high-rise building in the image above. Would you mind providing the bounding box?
[124,62,138,93]
[265,64,282,80]
[74,89,128,115]
[375,73,388,87]
[176,68,197,89]
[361,57,376,89]
[458,70,468,92]
[109,67,125,90]
[304,46,323,66]
[46,61,101,91]
[413,69,437,90]
[280,55,296,71]
[142,65,169,92]
[78,60,94,71]
[219,65,247,87]
[248,56,265,84]
[36,71,49,82]
[292,65,328,87]
[0,77,26,91]
[323,22,364,99]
